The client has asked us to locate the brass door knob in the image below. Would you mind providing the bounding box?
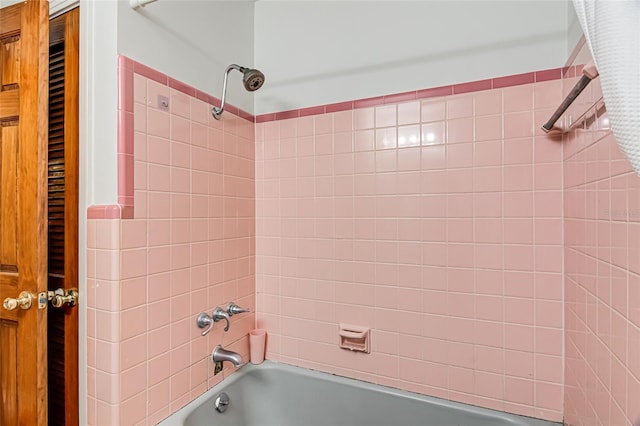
[51,288,78,308]
[2,291,33,311]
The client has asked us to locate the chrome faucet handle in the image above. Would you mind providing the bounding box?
[212,307,231,332]
[226,302,250,316]
[196,312,214,336]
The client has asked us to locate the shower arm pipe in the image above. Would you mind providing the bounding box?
[212,64,245,120]
[541,60,599,133]
[130,0,159,9]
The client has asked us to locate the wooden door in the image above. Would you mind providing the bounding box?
[0,1,50,425]
[47,8,79,426]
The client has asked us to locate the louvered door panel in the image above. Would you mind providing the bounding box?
[47,9,79,426]
[47,43,66,426]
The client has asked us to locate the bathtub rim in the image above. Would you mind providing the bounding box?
[158,360,561,426]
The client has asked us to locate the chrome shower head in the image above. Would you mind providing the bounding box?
[242,68,265,92]
[212,64,265,120]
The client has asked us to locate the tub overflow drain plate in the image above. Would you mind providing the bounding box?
[215,392,230,413]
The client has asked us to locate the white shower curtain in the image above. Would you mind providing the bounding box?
[572,0,640,175]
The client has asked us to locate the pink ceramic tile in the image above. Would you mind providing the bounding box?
[453,79,492,94]
[504,165,533,192]
[95,400,119,426]
[118,66,134,114]
[353,107,375,130]
[133,73,147,106]
[535,68,563,83]
[376,128,397,150]
[475,244,503,270]
[191,122,208,149]
[95,220,120,250]
[504,218,533,244]
[397,125,421,148]
[534,80,563,110]
[398,147,421,171]
[95,340,119,374]
[170,89,190,119]
[333,110,353,133]
[237,109,255,123]
[275,109,299,121]
[447,96,474,119]
[534,218,563,245]
[134,62,168,86]
[474,91,501,117]
[534,191,562,217]
[504,138,533,165]
[147,135,171,166]
[446,168,473,193]
[354,96,384,109]
[474,115,502,141]
[447,118,473,144]
[421,100,446,123]
[147,192,171,219]
[375,104,397,128]
[504,112,533,139]
[493,72,534,89]
[473,167,502,193]
[325,101,352,114]
[446,193,473,218]
[256,113,276,123]
[535,327,562,356]
[397,101,421,125]
[535,163,562,190]
[190,97,209,125]
[421,122,445,145]
[473,140,502,167]
[147,108,170,139]
[118,392,148,426]
[118,103,134,139]
[417,85,452,99]
[446,142,473,169]
[534,136,563,163]
[120,363,146,402]
[147,163,171,192]
[384,91,417,104]
[171,115,190,144]
[474,218,502,243]
[503,84,534,114]
[504,297,534,326]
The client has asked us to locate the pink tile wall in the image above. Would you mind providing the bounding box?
[256,78,565,421]
[563,45,640,425]
[86,58,255,425]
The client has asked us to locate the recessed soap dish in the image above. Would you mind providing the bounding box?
[339,324,370,353]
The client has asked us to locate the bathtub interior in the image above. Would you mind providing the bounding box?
[160,362,561,426]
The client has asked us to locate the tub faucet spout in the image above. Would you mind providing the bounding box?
[212,345,245,368]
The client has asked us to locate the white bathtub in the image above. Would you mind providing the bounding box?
[159,361,560,426]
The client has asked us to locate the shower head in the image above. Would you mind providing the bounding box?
[242,68,265,92]
[212,64,265,120]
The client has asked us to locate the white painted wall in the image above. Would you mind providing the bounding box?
[566,1,584,58]
[254,1,572,115]
[80,0,255,208]
[118,0,255,113]
[84,0,119,206]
